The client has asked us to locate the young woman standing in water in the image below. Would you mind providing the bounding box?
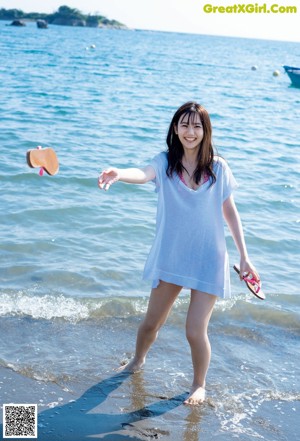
[98,101,259,405]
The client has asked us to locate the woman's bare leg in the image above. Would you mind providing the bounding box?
[119,281,182,372]
[184,290,217,405]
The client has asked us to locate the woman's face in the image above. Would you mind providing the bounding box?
[175,112,204,152]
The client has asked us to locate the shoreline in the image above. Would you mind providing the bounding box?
[1,365,299,441]
[0,19,128,30]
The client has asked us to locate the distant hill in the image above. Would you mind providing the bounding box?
[0,5,127,28]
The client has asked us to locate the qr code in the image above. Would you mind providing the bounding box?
[3,404,37,439]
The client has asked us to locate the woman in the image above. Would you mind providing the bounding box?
[98,101,259,405]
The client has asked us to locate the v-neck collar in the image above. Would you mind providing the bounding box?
[175,173,210,193]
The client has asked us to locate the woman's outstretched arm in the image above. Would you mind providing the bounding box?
[98,165,156,191]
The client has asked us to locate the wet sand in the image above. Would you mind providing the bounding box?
[1,366,299,441]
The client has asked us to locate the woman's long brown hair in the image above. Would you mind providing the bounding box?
[166,101,217,186]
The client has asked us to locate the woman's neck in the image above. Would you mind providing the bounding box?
[182,148,199,167]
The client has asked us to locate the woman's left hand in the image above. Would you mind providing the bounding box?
[239,258,260,282]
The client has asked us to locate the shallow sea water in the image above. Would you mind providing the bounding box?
[0,21,299,440]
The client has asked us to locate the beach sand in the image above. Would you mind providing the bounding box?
[1,365,299,441]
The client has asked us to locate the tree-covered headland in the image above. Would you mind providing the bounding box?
[0,5,126,28]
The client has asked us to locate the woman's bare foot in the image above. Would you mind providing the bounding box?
[184,384,206,405]
[115,357,145,373]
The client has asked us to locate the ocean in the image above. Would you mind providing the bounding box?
[0,21,299,440]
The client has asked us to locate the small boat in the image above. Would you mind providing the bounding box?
[283,65,300,88]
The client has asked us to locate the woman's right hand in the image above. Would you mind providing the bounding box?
[98,168,120,191]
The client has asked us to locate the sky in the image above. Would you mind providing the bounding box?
[1,0,299,42]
